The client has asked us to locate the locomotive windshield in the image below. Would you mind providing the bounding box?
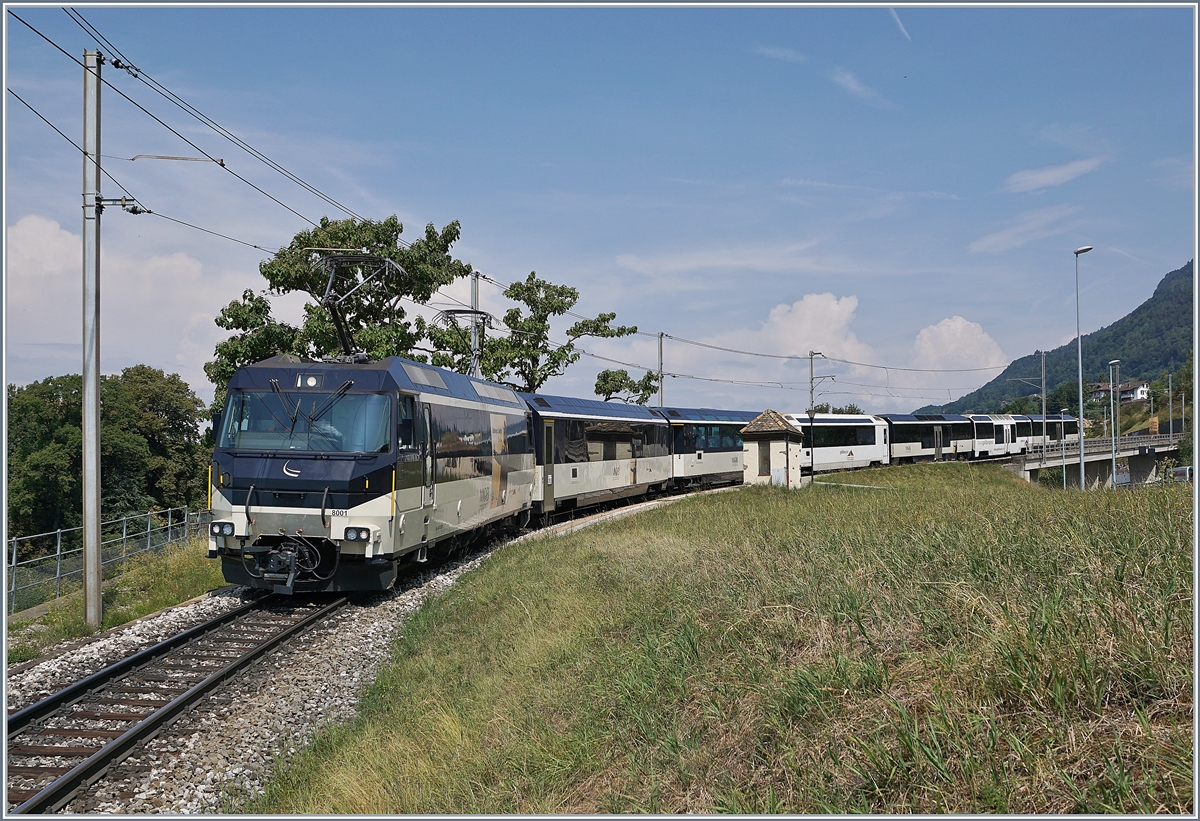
[219,387,392,453]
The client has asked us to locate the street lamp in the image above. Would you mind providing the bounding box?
[1061,408,1070,489]
[1109,359,1120,488]
[1074,245,1092,489]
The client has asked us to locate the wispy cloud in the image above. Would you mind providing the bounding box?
[779,178,958,200]
[829,67,892,108]
[889,8,912,41]
[1002,157,1106,193]
[755,45,807,63]
[968,204,1081,254]
[615,241,827,276]
[1151,156,1194,191]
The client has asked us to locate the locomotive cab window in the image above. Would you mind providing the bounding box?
[219,388,393,453]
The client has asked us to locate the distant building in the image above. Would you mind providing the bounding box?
[1090,380,1150,404]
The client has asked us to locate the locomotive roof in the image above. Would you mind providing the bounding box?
[656,407,762,423]
[232,355,525,409]
[518,392,666,422]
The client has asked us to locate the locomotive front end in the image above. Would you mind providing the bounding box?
[209,359,417,594]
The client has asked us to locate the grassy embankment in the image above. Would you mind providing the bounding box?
[6,537,226,665]
[256,463,1193,814]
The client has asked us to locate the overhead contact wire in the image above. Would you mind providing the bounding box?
[10,10,317,226]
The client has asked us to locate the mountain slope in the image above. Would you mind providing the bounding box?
[916,260,1193,414]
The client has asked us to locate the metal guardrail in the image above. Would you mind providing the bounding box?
[1026,433,1182,461]
[5,508,213,615]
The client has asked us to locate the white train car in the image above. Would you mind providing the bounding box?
[780,412,890,473]
[521,393,672,519]
[657,406,761,489]
[882,413,975,462]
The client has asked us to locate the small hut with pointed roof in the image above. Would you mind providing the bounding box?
[740,409,806,488]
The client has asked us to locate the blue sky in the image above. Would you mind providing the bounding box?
[5,4,1195,412]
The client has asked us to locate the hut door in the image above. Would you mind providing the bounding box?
[934,427,943,462]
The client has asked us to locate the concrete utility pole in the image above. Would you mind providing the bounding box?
[1169,373,1173,437]
[82,50,102,630]
[1040,350,1047,458]
[1114,360,1121,456]
[469,271,480,378]
[1074,245,1092,489]
[658,332,664,407]
[1109,360,1119,488]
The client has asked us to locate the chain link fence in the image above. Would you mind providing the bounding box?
[5,507,212,615]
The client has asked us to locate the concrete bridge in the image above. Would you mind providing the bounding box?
[1011,433,1184,488]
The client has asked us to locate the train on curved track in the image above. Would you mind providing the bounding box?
[207,354,1079,594]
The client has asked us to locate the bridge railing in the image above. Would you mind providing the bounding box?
[1026,433,1183,461]
[5,507,213,615]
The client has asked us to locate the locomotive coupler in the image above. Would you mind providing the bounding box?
[244,544,300,595]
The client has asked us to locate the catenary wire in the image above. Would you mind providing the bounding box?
[12,12,1000,398]
[9,88,279,253]
[64,8,368,224]
[10,10,317,226]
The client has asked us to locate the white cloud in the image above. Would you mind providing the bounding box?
[755,45,807,63]
[889,8,912,41]
[1002,156,1106,193]
[968,204,1080,254]
[829,67,892,108]
[913,316,1007,372]
[5,214,258,402]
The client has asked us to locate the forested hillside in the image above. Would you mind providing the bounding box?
[7,366,207,539]
[918,260,1193,413]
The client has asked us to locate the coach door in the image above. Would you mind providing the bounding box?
[421,404,435,509]
[543,421,555,511]
[933,426,944,462]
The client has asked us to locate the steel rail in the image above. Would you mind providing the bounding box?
[6,596,269,736]
[9,596,347,814]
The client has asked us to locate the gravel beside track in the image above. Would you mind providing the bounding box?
[8,492,704,814]
[51,551,492,814]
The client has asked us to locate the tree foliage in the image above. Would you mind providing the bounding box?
[812,402,864,414]
[594,369,660,405]
[204,216,474,411]
[7,367,207,538]
[485,272,637,393]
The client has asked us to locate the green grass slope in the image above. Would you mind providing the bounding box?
[918,260,1193,414]
[255,465,1192,814]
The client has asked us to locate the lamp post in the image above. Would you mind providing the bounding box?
[1109,359,1120,488]
[1074,246,1092,489]
[1061,408,1070,489]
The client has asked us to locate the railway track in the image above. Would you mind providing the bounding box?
[5,594,347,814]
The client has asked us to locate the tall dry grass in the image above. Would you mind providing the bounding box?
[255,464,1193,813]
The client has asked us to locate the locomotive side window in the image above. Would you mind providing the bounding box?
[397,395,417,450]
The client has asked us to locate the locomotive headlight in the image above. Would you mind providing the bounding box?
[343,527,371,542]
[210,522,235,537]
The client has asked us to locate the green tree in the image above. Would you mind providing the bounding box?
[204,216,474,410]
[594,369,660,404]
[812,402,864,414]
[486,272,637,393]
[999,396,1040,415]
[7,366,204,539]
